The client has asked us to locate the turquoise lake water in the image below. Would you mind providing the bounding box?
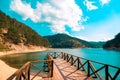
[0,48,120,79]
[50,48,120,67]
[0,48,120,68]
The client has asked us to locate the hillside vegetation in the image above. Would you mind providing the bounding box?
[103,33,120,50]
[0,11,50,51]
[44,34,105,48]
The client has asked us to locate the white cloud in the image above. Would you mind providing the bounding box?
[99,0,111,6]
[84,0,98,11]
[10,0,85,33]
[10,0,40,22]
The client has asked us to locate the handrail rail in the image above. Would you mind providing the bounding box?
[48,52,120,80]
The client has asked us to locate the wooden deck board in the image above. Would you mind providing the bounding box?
[53,59,92,80]
[41,58,93,80]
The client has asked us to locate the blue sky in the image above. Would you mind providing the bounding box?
[0,0,120,41]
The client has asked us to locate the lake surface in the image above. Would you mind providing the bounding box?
[0,48,120,68]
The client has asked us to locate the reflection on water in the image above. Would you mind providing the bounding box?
[0,51,47,68]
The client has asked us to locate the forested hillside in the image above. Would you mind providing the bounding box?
[44,34,86,48]
[103,33,120,50]
[0,11,50,51]
[44,34,104,48]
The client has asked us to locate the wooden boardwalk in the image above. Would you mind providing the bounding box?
[7,52,120,80]
[42,59,93,80]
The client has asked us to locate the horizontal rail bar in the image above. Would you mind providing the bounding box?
[30,60,52,63]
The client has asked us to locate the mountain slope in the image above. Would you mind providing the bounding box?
[0,11,50,51]
[44,34,86,48]
[89,42,105,48]
[103,33,120,50]
[44,34,104,48]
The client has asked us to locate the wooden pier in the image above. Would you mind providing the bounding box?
[52,58,93,80]
[7,52,120,80]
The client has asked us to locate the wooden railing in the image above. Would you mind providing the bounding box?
[48,52,120,80]
[7,54,53,80]
[8,51,120,80]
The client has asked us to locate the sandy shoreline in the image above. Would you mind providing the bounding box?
[0,46,50,57]
[0,60,17,80]
[0,47,50,80]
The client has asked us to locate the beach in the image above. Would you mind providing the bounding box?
[0,60,17,80]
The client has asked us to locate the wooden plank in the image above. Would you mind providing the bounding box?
[52,58,93,80]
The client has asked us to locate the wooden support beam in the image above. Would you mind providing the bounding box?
[105,65,109,80]
[89,61,102,79]
[113,68,120,79]
[88,60,90,77]
[51,60,54,77]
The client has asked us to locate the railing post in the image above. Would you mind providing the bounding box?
[67,54,69,62]
[71,55,73,65]
[61,52,64,59]
[64,53,66,60]
[77,57,80,70]
[25,62,31,80]
[28,64,30,80]
[88,60,90,77]
[105,65,109,80]
[54,52,56,59]
[51,60,54,77]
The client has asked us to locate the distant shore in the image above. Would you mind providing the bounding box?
[0,44,51,57]
[0,47,49,56]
